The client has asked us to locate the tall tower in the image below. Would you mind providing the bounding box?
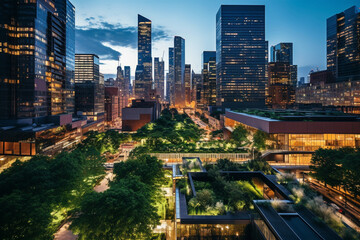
[135,15,152,100]
[216,5,267,109]
[0,0,75,119]
[174,36,185,108]
[201,51,216,108]
[154,57,165,101]
[327,6,360,81]
[168,47,175,104]
[184,64,191,107]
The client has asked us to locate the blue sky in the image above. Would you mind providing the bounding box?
[72,0,359,79]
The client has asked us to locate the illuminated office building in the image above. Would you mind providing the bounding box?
[168,47,175,104]
[184,64,191,106]
[116,65,128,118]
[134,15,152,100]
[154,57,165,100]
[216,5,268,109]
[0,0,75,119]
[124,66,131,98]
[270,42,297,87]
[201,51,216,108]
[174,36,185,108]
[327,6,360,81]
[192,72,203,109]
[75,54,104,121]
[266,62,295,109]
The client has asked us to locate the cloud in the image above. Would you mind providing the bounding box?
[75,18,171,61]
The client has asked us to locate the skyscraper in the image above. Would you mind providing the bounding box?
[168,47,175,104]
[184,64,192,107]
[266,62,294,109]
[75,54,104,120]
[327,6,360,81]
[0,0,75,119]
[216,5,268,109]
[124,66,131,98]
[192,71,203,109]
[116,65,128,118]
[201,51,216,108]
[270,43,297,86]
[154,57,165,100]
[135,15,152,100]
[174,36,185,108]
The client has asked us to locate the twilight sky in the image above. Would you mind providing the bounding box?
[72,0,359,79]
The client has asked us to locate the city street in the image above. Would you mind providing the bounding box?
[309,180,360,231]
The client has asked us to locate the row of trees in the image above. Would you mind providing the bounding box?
[134,109,204,150]
[310,147,360,198]
[0,130,129,240]
[70,154,166,239]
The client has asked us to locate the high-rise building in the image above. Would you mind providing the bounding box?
[327,6,360,81]
[216,5,268,109]
[270,42,297,87]
[116,65,128,118]
[201,51,216,108]
[154,57,165,100]
[135,15,152,100]
[174,36,185,108]
[192,71,203,109]
[0,0,75,119]
[168,47,175,104]
[75,54,104,121]
[184,64,192,107]
[124,66,131,98]
[266,62,295,109]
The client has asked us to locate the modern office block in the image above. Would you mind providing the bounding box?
[168,47,175,104]
[154,57,165,100]
[201,51,216,108]
[174,36,185,108]
[75,54,104,120]
[216,5,268,109]
[327,6,360,81]
[0,0,75,119]
[134,15,152,100]
[124,66,131,98]
[184,64,192,107]
[266,62,295,109]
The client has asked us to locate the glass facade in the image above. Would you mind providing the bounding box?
[0,0,74,119]
[266,62,295,109]
[216,5,268,109]
[327,6,360,81]
[201,51,217,108]
[270,43,293,65]
[176,223,247,239]
[75,54,104,118]
[154,57,165,100]
[167,47,174,104]
[174,36,185,108]
[184,64,191,106]
[135,15,152,100]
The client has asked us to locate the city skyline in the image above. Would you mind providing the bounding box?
[73,0,359,79]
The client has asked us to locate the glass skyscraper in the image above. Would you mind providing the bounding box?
[202,51,216,108]
[154,57,165,100]
[174,36,185,108]
[75,54,104,120]
[184,64,192,106]
[0,0,75,119]
[135,15,152,100]
[216,5,268,109]
[168,47,174,104]
[327,6,360,81]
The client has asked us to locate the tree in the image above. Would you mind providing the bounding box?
[113,154,165,191]
[310,148,345,187]
[231,125,249,147]
[70,178,160,240]
[253,130,269,150]
[341,152,360,198]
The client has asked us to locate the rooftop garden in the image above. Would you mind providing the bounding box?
[131,109,249,154]
[233,109,351,121]
[177,158,277,216]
